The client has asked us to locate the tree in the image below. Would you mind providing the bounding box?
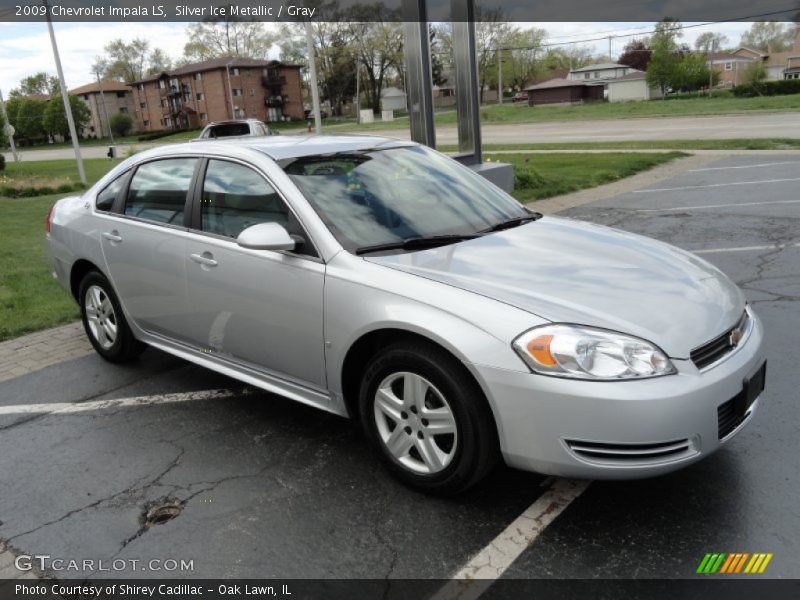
[183,19,276,61]
[10,97,47,143]
[695,32,728,54]
[646,19,684,95]
[42,95,90,141]
[743,60,768,85]
[618,39,652,71]
[93,38,172,82]
[348,21,404,113]
[429,26,448,87]
[672,54,715,91]
[13,72,59,97]
[497,28,547,92]
[110,113,133,137]
[740,22,795,52]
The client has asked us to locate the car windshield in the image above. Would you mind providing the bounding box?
[281,146,529,252]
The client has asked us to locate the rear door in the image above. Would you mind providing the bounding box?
[183,158,327,389]
[101,157,199,342]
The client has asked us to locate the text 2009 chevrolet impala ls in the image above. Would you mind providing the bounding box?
[46,136,766,494]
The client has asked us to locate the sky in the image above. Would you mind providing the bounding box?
[0,20,755,95]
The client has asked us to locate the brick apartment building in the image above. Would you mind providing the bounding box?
[130,58,304,133]
[70,81,138,138]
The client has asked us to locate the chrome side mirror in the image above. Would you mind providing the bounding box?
[236,222,295,251]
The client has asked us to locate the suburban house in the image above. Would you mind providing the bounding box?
[130,58,304,133]
[567,63,635,83]
[70,81,137,138]
[523,78,604,106]
[606,71,663,102]
[708,31,800,86]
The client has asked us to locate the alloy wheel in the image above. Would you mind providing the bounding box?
[84,284,117,350]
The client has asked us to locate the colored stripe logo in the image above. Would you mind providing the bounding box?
[696,553,773,574]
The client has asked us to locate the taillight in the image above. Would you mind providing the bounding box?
[45,204,55,233]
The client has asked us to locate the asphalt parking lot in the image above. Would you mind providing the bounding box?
[0,154,798,588]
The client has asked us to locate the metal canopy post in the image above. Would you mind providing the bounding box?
[451,0,482,165]
[402,0,435,148]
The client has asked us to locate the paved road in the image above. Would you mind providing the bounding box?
[0,155,798,588]
[4,111,800,162]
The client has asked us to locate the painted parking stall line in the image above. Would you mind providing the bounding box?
[689,161,800,172]
[432,479,590,600]
[0,388,246,416]
[633,177,800,193]
[693,242,800,255]
[635,199,800,212]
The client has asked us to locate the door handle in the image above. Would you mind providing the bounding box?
[102,231,122,244]
[190,252,218,267]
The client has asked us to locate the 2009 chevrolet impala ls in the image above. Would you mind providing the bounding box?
[46,136,766,494]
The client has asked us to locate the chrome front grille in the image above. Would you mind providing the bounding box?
[691,310,750,370]
[565,438,695,465]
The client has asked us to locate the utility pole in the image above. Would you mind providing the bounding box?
[608,35,614,61]
[95,72,114,143]
[304,21,322,134]
[355,59,360,124]
[497,48,503,104]
[708,39,716,95]
[226,59,236,119]
[45,0,85,184]
[0,88,20,163]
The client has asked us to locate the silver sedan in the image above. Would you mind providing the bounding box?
[46,136,766,495]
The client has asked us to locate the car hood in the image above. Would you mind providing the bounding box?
[366,216,745,358]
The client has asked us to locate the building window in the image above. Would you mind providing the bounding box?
[584,73,590,79]
[594,72,599,78]
[200,112,207,120]
[143,120,149,126]
[194,73,202,81]
[725,62,733,70]
[232,67,240,76]
[119,107,128,114]
[196,92,204,100]
[161,99,168,107]
[250,88,255,96]
[139,84,144,91]
[116,91,125,98]
[140,102,146,108]
[159,80,166,89]
[232,88,243,97]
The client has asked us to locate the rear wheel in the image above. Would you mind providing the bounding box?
[78,271,145,363]
[359,341,499,495]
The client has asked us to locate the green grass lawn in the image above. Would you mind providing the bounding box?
[0,151,684,340]
[439,138,800,152]
[318,94,800,132]
[1,158,121,193]
[498,151,686,202]
[0,194,79,340]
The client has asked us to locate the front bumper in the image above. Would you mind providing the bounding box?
[477,312,766,479]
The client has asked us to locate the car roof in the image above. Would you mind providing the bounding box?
[152,134,415,161]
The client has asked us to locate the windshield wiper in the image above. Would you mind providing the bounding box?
[355,234,479,255]
[480,212,542,233]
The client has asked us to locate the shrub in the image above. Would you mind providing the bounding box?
[732,79,800,97]
[136,127,201,142]
[0,181,84,199]
[110,113,133,137]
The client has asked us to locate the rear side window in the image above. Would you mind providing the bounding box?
[207,123,250,138]
[125,159,198,225]
[200,160,288,238]
[95,176,124,212]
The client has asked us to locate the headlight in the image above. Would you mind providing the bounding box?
[513,324,675,380]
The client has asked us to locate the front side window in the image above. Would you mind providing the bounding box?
[200,160,288,239]
[124,158,197,225]
[281,146,527,252]
[96,175,125,212]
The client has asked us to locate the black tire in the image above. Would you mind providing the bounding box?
[359,340,499,495]
[78,271,146,363]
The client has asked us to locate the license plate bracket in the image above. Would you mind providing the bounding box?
[736,360,766,417]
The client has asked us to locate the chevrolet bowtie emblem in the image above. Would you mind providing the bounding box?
[729,328,743,346]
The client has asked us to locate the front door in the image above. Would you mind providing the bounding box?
[183,158,326,389]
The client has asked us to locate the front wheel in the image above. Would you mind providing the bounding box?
[78,271,145,363]
[359,341,499,495]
